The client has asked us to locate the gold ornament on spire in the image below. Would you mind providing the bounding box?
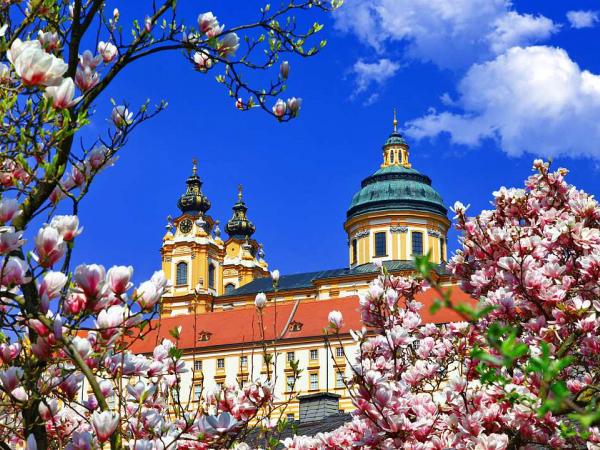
[192,158,198,175]
[238,184,243,202]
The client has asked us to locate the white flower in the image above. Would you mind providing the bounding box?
[98,41,118,63]
[111,105,133,128]
[255,292,267,309]
[328,310,343,329]
[193,50,213,71]
[270,269,280,283]
[218,33,239,57]
[286,97,302,116]
[44,77,81,109]
[92,411,119,443]
[49,215,82,241]
[7,38,67,86]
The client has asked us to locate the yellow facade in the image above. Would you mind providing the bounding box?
[153,114,453,417]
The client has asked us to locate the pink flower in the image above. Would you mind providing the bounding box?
[218,33,240,57]
[0,228,25,254]
[34,225,66,267]
[107,265,133,295]
[0,198,21,224]
[39,271,68,301]
[198,12,223,36]
[75,65,99,91]
[44,77,81,109]
[272,99,286,117]
[92,411,119,442]
[74,264,106,298]
[64,292,87,315]
[97,41,117,63]
[0,366,23,391]
[328,310,343,329]
[37,30,59,52]
[79,50,102,69]
[1,257,30,286]
[96,305,127,337]
[7,39,67,86]
[49,215,82,241]
[193,50,213,71]
[286,97,302,117]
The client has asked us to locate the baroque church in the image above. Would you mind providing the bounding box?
[131,113,469,418]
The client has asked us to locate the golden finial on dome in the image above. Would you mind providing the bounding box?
[238,184,243,202]
[393,108,398,132]
[192,158,198,175]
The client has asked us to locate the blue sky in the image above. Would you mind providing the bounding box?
[73,0,600,283]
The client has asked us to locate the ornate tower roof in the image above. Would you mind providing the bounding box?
[346,111,447,219]
[177,159,211,214]
[225,185,256,239]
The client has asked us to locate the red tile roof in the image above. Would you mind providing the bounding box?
[129,286,473,354]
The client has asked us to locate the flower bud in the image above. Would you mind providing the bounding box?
[255,292,267,309]
[280,61,290,79]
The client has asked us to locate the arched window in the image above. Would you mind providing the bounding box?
[224,283,235,294]
[351,239,358,264]
[176,262,188,286]
[208,264,215,289]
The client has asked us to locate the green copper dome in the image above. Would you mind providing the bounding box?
[347,165,447,218]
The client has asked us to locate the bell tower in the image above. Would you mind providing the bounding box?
[160,161,269,316]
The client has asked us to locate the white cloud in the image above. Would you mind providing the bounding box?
[353,58,401,93]
[404,46,600,159]
[334,0,558,69]
[566,10,599,29]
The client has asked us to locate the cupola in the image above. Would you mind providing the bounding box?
[177,159,211,214]
[225,185,256,239]
[344,111,450,268]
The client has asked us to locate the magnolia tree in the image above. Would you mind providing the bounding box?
[0,1,342,449]
[287,161,600,449]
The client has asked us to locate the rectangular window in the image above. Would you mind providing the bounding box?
[310,349,318,360]
[287,413,295,421]
[374,232,387,257]
[193,385,202,401]
[286,375,295,392]
[217,358,225,369]
[412,231,423,255]
[336,372,345,388]
[287,351,295,363]
[336,347,344,358]
[240,356,248,367]
[440,238,445,262]
[351,239,358,264]
[310,373,319,391]
[194,360,202,371]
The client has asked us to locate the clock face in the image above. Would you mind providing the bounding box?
[179,218,193,234]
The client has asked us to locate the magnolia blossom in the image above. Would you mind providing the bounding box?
[287,97,302,116]
[271,269,280,283]
[97,41,118,63]
[198,12,224,37]
[38,30,59,51]
[75,65,99,91]
[255,292,267,309]
[74,264,106,299]
[328,310,343,329]
[34,226,66,267]
[136,280,162,310]
[7,39,67,86]
[92,411,119,442]
[107,265,133,295]
[96,305,127,337]
[0,366,23,391]
[0,198,21,224]
[44,77,81,109]
[193,50,213,71]
[111,105,133,128]
[38,271,68,301]
[272,99,286,117]
[79,50,102,69]
[50,215,83,241]
[280,61,290,79]
[0,228,24,254]
[144,16,153,33]
[218,33,240,57]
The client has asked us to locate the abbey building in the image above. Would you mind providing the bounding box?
[132,114,468,418]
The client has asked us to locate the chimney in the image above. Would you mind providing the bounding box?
[298,392,341,422]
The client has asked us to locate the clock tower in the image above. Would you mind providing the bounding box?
[160,160,269,316]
